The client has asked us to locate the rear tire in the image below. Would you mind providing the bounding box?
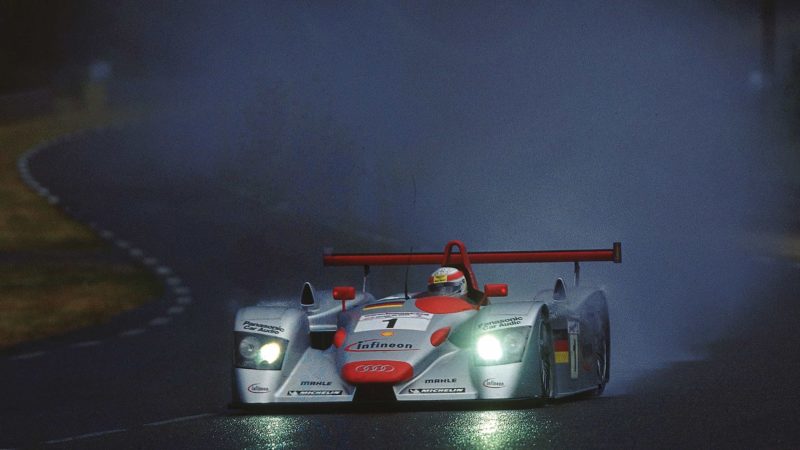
[537,317,554,400]
[595,315,610,395]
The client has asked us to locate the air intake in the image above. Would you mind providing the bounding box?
[300,282,316,307]
[353,384,396,403]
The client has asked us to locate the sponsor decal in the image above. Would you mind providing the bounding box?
[477,316,524,332]
[482,378,505,389]
[554,339,569,364]
[364,301,405,311]
[247,383,270,394]
[429,267,461,284]
[242,320,284,335]
[354,311,432,332]
[288,390,343,396]
[424,378,456,384]
[567,319,580,335]
[300,381,332,386]
[344,339,417,352]
[354,364,396,373]
[408,388,466,394]
[380,331,394,337]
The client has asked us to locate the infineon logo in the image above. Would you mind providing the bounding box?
[482,378,505,389]
[344,339,417,352]
[247,384,269,394]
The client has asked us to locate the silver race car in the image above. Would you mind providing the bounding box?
[232,240,621,407]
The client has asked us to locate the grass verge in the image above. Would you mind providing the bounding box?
[0,261,162,347]
[0,105,162,349]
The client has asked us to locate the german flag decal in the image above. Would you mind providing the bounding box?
[364,301,405,311]
[554,339,569,364]
[553,329,569,364]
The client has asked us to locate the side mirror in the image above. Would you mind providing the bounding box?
[484,283,508,298]
[333,286,356,311]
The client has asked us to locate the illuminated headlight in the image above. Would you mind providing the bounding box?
[234,332,288,370]
[474,326,531,366]
[476,334,503,362]
[259,342,282,364]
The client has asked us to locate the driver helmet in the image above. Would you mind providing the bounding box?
[428,267,467,296]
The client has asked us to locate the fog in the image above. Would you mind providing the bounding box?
[91,1,791,370]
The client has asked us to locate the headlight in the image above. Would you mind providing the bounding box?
[239,336,262,360]
[476,334,503,362]
[474,326,531,366]
[259,342,282,364]
[234,332,288,370]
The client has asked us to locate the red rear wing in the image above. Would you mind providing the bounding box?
[323,241,622,266]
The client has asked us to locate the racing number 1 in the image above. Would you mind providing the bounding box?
[382,318,398,329]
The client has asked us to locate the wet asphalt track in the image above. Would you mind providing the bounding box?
[2,125,799,449]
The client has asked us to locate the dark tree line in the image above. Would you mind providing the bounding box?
[0,1,93,93]
[0,0,192,95]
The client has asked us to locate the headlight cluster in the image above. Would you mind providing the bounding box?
[234,332,288,370]
[474,326,531,366]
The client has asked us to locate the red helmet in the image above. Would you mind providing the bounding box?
[428,267,467,296]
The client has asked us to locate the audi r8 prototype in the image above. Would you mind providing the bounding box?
[232,240,621,407]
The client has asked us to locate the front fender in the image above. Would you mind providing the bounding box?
[233,306,310,403]
[472,301,549,399]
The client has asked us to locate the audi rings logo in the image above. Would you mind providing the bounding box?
[355,364,396,373]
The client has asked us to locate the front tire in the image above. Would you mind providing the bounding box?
[537,317,554,400]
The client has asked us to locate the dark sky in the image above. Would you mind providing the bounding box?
[0,1,785,92]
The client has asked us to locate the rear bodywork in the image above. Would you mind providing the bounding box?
[232,240,619,406]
